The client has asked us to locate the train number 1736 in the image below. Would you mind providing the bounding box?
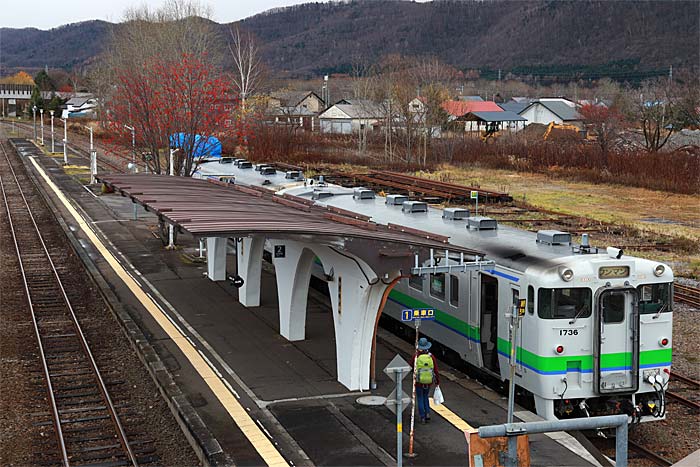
[559,329,579,336]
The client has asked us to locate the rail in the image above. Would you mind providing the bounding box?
[0,139,139,466]
[674,282,700,308]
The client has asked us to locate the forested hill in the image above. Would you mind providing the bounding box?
[1,1,698,79]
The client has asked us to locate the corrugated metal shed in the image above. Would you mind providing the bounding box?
[96,174,482,256]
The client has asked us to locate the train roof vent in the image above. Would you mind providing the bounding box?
[443,208,470,220]
[402,201,428,213]
[312,190,334,200]
[353,188,375,200]
[260,167,276,176]
[219,157,234,164]
[238,161,253,169]
[285,170,303,180]
[467,216,498,230]
[536,230,571,245]
[386,194,409,205]
[233,158,247,166]
[255,164,271,172]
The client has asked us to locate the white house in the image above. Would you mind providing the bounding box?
[519,98,582,126]
[62,95,98,118]
[318,99,384,134]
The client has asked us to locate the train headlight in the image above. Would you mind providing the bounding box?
[653,264,665,277]
[659,337,669,347]
[555,345,565,354]
[559,267,574,282]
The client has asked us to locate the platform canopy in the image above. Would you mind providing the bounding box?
[96,174,483,257]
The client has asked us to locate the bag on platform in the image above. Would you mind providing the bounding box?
[433,385,444,406]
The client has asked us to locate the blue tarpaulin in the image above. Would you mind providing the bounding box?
[169,133,222,158]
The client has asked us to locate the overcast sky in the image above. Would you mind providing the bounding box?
[2,0,331,29]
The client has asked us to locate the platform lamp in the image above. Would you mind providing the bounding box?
[60,117,68,165]
[84,125,96,184]
[124,124,136,164]
[49,110,55,153]
[32,105,37,142]
[39,108,44,145]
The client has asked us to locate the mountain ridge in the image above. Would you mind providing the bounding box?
[1,1,697,80]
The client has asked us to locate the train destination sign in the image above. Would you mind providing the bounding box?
[598,265,630,279]
[401,308,435,322]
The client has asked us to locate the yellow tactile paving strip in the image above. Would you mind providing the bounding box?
[29,157,289,467]
[430,397,477,433]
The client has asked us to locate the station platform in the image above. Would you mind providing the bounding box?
[23,147,602,467]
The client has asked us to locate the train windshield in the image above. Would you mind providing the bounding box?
[637,283,672,314]
[538,287,592,319]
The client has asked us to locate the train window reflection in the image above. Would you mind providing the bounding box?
[409,274,423,292]
[538,288,592,319]
[602,293,625,323]
[450,275,459,307]
[430,273,446,301]
[638,283,672,314]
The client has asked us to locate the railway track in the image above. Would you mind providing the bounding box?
[674,282,700,308]
[628,440,673,466]
[1,119,127,173]
[0,139,152,465]
[325,169,513,203]
[668,371,700,412]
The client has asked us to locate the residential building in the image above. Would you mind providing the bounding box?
[519,98,582,127]
[318,99,385,134]
[442,100,504,132]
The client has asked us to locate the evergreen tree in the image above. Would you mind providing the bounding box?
[34,69,55,91]
[29,86,44,115]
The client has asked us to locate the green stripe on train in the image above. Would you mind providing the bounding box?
[389,289,480,340]
[389,289,671,372]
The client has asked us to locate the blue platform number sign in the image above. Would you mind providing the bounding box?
[401,308,435,322]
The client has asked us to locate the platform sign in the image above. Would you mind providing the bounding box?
[517,299,527,316]
[470,190,479,199]
[401,308,435,322]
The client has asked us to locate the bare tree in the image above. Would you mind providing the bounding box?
[228,26,264,110]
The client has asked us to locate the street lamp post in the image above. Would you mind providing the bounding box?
[39,108,44,145]
[32,105,37,142]
[50,110,55,153]
[60,117,68,165]
[124,125,136,164]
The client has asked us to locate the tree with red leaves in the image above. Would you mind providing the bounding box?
[579,103,625,161]
[107,53,246,175]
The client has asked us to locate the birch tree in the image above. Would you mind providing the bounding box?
[228,26,264,110]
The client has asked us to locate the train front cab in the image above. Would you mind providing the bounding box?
[520,260,674,422]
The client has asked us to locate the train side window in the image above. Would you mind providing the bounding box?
[430,273,446,301]
[527,286,535,314]
[638,283,672,314]
[450,275,459,307]
[408,274,423,292]
[538,288,592,319]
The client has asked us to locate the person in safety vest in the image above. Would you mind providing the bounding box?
[414,337,440,423]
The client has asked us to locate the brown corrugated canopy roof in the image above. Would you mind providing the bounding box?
[96,174,483,256]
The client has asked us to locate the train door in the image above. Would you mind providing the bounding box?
[480,274,500,373]
[594,288,640,393]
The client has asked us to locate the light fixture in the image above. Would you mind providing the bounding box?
[653,264,665,277]
[555,345,565,354]
[559,267,574,282]
[659,337,669,347]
